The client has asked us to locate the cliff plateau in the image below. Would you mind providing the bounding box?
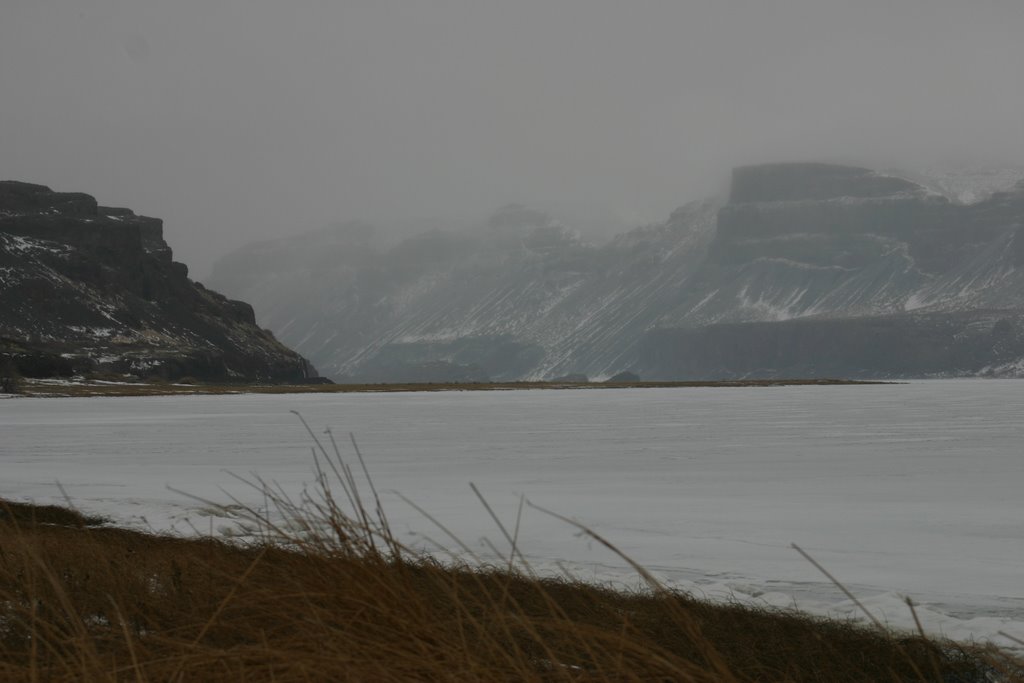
[0,181,315,382]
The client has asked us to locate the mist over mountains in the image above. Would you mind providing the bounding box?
[208,162,1024,382]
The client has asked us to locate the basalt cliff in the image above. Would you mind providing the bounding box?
[0,181,315,382]
[208,163,1024,381]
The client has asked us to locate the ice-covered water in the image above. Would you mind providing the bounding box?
[2,380,1023,648]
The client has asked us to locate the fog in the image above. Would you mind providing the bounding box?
[3,0,1023,277]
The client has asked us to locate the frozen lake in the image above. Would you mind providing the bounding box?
[2,380,1023,648]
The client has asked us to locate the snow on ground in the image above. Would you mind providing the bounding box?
[2,380,1024,650]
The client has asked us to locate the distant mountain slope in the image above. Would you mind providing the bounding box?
[208,164,1024,380]
[209,201,721,381]
[0,181,315,382]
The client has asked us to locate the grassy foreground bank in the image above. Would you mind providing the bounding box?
[0,498,1012,682]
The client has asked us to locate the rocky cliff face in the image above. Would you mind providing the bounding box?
[685,164,1024,324]
[0,181,315,382]
[208,163,1024,381]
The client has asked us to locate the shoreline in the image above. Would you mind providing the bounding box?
[13,377,890,398]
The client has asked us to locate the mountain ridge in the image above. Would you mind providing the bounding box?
[207,163,1024,381]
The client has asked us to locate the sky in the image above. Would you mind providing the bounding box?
[3,0,1024,278]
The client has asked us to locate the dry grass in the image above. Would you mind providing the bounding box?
[0,445,1014,683]
[0,511,1001,682]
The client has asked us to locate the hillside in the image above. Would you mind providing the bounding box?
[208,163,1024,381]
[0,181,315,382]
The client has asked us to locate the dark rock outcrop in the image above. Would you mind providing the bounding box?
[0,181,314,382]
[550,373,589,383]
[338,359,489,384]
[605,371,640,383]
[634,311,1024,380]
[728,163,924,203]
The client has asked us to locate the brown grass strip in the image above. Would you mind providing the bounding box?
[0,496,1010,682]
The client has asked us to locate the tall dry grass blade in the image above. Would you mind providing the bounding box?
[29,583,39,683]
[554,560,577,582]
[905,597,943,683]
[289,410,331,462]
[109,596,146,683]
[526,499,665,594]
[306,443,353,547]
[469,483,530,571]
[509,493,526,574]
[230,472,331,544]
[791,542,886,632]
[393,491,481,561]
[905,597,926,639]
[542,500,745,679]
[23,549,106,679]
[349,431,396,552]
[55,481,87,527]
[189,548,266,651]
[479,536,506,565]
[998,631,1024,647]
[321,428,361,521]
[525,500,740,681]
[403,530,463,561]
[338,457,375,551]
[167,484,287,542]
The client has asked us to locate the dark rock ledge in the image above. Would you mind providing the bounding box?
[0,181,316,383]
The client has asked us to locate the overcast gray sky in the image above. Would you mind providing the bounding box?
[3,0,1024,277]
